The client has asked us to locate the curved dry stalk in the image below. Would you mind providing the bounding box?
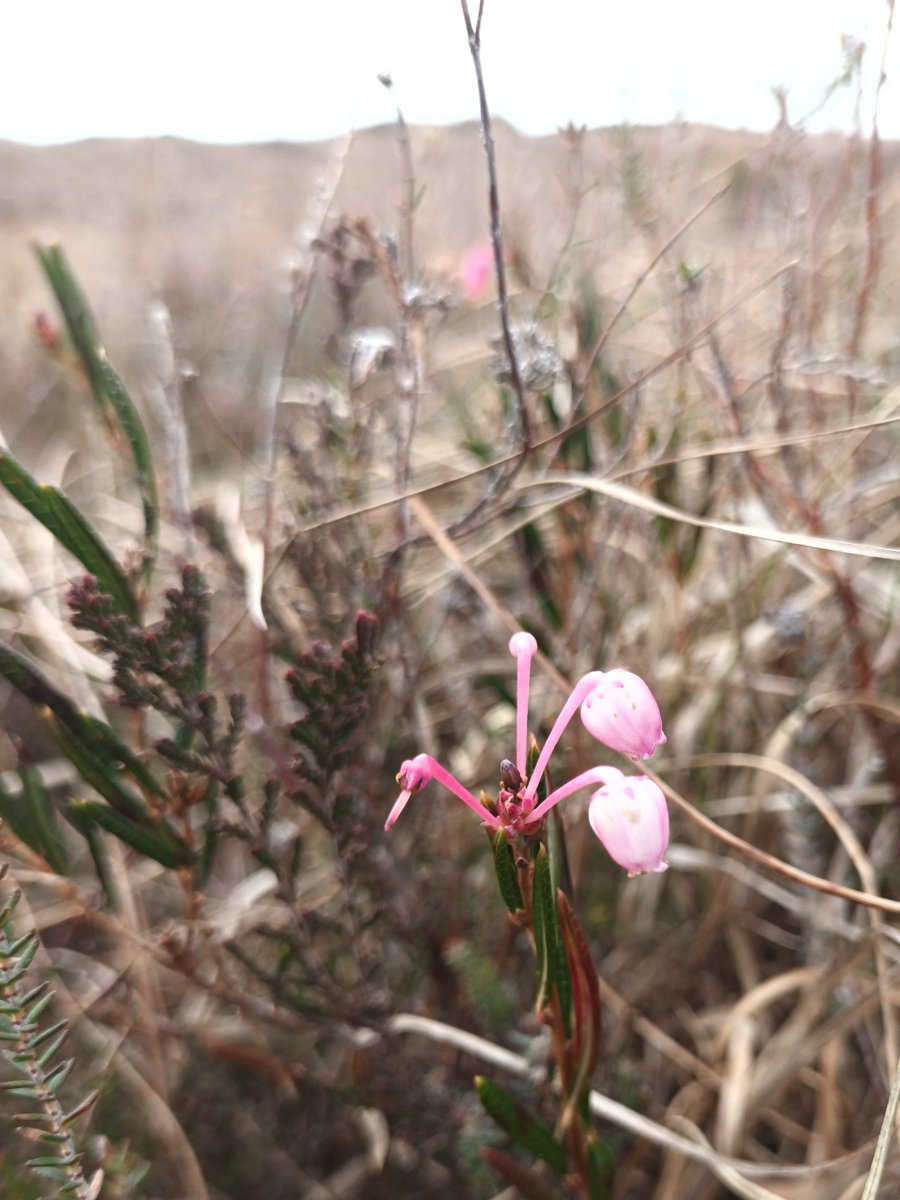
[764,698,900,1074]
[291,259,800,537]
[649,771,900,916]
[861,1051,900,1200]
[522,472,900,563]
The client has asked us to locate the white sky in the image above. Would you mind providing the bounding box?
[3,1,897,144]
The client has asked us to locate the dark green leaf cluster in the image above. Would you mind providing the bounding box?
[285,610,379,824]
[67,567,244,798]
[0,869,97,1199]
[0,641,194,879]
[68,566,209,713]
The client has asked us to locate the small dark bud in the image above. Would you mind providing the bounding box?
[355,609,379,655]
[500,759,522,792]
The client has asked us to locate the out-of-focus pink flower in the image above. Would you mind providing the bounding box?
[580,669,666,761]
[459,241,495,299]
[588,771,669,876]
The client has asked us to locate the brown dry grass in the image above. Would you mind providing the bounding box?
[1,116,900,1199]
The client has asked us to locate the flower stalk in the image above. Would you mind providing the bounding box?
[385,634,671,1195]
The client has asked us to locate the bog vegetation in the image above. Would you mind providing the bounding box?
[1,13,900,1200]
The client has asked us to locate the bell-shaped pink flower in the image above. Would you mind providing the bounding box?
[580,669,666,761]
[588,772,669,876]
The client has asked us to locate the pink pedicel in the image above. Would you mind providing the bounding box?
[580,669,667,761]
[385,754,499,833]
[386,635,669,875]
[588,773,669,876]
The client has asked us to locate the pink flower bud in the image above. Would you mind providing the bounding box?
[396,754,434,793]
[580,669,666,761]
[384,753,500,832]
[384,755,434,831]
[588,774,669,876]
[508,631,538,659]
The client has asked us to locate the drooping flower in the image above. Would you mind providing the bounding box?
[580,669,666,761]
[587,770,669,876]
[386,635,669,876]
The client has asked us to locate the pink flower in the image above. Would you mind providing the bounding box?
[580,670,666,761]
[588,771,669,876]
[386,634,670,875]
[385,753,499,832]
[459,241,494,299]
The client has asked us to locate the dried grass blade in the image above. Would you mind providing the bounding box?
[524,473,900,562]
[860,1053,900,1200]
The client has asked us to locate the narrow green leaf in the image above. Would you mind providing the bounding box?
[493,829,524,914]
[29,1019,68,1051]
[547,803,574,901]
[64,805,117,907]
[0,448,137,620]
[476,1076,567,1172]
[531,847,572,1031]
[0,784,39,865]
[37,1028,69,1067]
[532,845,552,1011]
[11,1110,57,1124]
[0,1082,40,1097]
[19,765,68,875]
[34,242,159,572]
[67,800,193,870]
[24,988,55,1026]
[0,884,20,927]
[30,1131,71,1145]
[0,642,164,812]
[585,1134,615,1200]
[51,718,157,827]
[4,929,38,960]
[78,710,167,800]
[28,1157,75,1175]
[44,1057,75,1093]
[62,1088,99,1125]
[2,934,39,983]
